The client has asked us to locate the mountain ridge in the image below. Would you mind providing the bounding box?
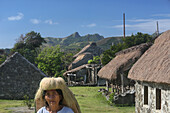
[43,32,122,52]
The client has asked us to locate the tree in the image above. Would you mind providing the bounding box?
[11,31,46,63]
[0,49,6,64]
[88,56,101,64]
[61,52,74,70]
[35,45,64,77]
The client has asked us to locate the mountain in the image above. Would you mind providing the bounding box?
[43,32,122,52]
[96,36,122,50]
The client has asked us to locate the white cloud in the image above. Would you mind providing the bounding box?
[87,23,96,27]
[30,19,41,24]
[82,23,96,27]
[152,14,170,17]
[112,18,170,33]
[45,19,58,25]
[8,13,24,21]
[126,19,154,22]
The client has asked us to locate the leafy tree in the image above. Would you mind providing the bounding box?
[88,56,101,64]
[35,45,65,77]
[11,31,46,63]
[0,50,6,64]
[61,52,74,70]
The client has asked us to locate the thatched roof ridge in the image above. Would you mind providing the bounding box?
[98,43,152,81]
[115,43,152,56]
[128,30,170,84]
[0,52,46,77]
[72,52,92,64]
[68,52,93,70]
[63,64,90,77]
[73,42,102,58]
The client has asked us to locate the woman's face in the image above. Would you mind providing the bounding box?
[45,89,61,107]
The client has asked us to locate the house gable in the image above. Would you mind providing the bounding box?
[0,52,45,99]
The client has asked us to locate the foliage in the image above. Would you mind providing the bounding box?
[0,49,8,65]
[23,95,33,109]
[11,31,46,63]
[61,52,74,70]
[122,32,152,48]
[108,92,115,105]
[0,55,6,65]
[88,56,101,64]
[36,45,68,77]
[101,32,152,65]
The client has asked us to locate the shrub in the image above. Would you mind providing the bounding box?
[23,95,33,109]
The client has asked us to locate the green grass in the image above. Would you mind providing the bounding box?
[69,86,135,113]
[0,99,24,113]
[0,87,135,113]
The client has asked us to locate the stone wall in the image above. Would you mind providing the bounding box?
[135,81,170,113]
[0,53,45,99]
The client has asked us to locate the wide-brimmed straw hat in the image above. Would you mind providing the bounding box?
[35,77,81,113]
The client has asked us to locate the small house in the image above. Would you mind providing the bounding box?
[64,64,102,85]
[128,30,170,113]
[98,43,151,105]
[69,42,103,70]
[0,52,46,99]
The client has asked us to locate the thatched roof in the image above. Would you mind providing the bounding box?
[128,30,170,85]
[0,52,46,99]
[73,42,103,58]
[64,64,90,77]
[68,52,93,70]
[98,43,152,81]
[0,52,46,77]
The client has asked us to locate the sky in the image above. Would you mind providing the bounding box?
[0,0,170,49]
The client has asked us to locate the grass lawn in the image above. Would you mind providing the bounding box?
[0,99,24,113]
[70,86,135,113]
[0,86,135,113]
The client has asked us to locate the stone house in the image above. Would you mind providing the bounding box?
[128,30,170,113]
[0,52,46,99]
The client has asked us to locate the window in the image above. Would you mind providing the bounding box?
[144,86,148,105]
[156,88,161,110]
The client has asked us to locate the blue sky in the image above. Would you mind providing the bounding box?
[0,0,170,48]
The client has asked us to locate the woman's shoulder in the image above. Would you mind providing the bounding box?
[58,106,74,113]
[37,107,48,113]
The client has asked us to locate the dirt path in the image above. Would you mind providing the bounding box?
[8,107,35,113]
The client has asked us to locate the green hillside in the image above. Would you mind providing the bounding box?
[43,32,122,52]
[97,36,122,50]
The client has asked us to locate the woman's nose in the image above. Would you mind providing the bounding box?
[48,95,55,99]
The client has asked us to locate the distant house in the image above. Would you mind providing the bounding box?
[69,42,103,70]
[64,42,103,85]
[0,52,46,99]
[98,43,151,105]
[128,30,170,113]
[64,64,102,85]
[69,53,93,70]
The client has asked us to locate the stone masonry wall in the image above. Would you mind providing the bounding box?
[0,53,45,99]
[135,81,170,113]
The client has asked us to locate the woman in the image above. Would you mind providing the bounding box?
[35,77,81,113]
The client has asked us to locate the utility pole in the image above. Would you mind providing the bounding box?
[157,21,159,35]
[123,13,125,38]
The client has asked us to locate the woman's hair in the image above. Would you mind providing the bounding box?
[42,89,64,107]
